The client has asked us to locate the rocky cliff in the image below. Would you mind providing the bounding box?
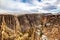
[0,14,60,40]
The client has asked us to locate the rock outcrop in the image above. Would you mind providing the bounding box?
[0,14,60,40]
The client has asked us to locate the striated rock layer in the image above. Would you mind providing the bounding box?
[0,14,60,40]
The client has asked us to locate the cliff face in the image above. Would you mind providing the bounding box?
[0,14,60,40]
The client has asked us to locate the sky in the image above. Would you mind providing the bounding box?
[0,0,60,13]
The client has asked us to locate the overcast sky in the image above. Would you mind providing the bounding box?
[0,0,60,13]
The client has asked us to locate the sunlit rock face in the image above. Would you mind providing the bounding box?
[0,13,60,40]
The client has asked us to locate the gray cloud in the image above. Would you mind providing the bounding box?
[43,5,57,11]
[0,0,60,13]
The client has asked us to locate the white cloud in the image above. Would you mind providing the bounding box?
[0,0,60,14]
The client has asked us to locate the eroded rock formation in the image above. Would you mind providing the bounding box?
[0,14,60,40]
